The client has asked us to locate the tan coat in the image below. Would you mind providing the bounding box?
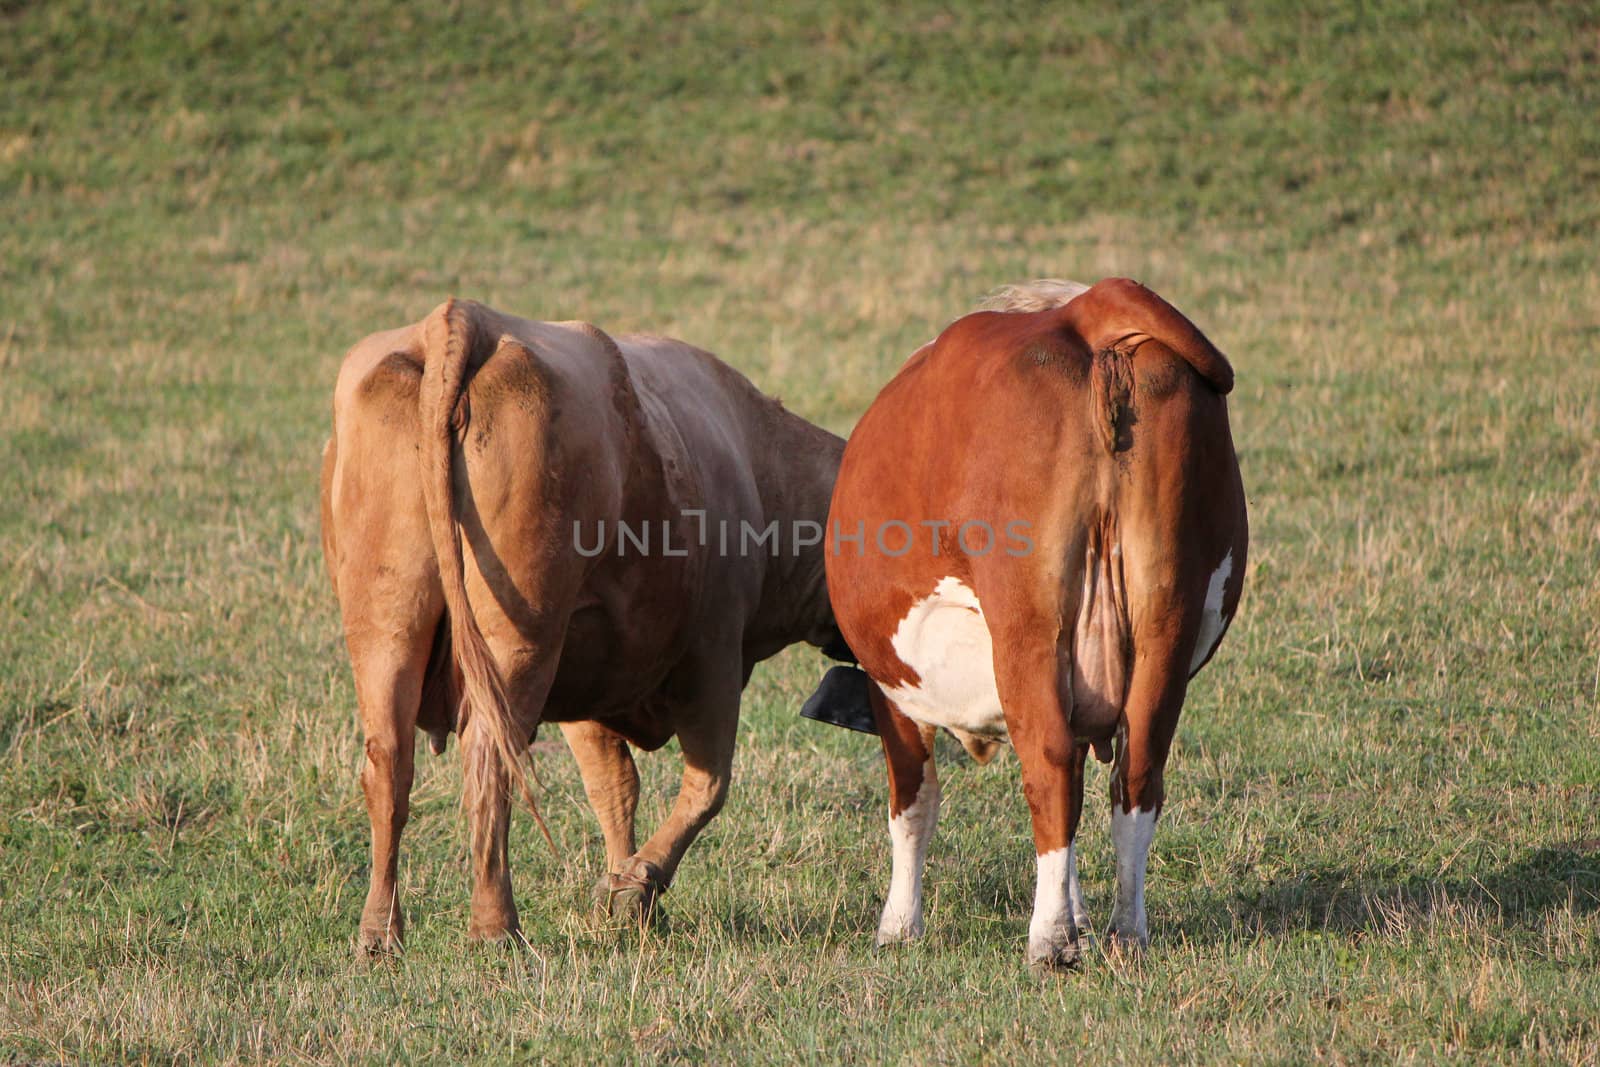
[321,300,843,950]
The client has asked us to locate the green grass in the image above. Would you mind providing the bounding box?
[3,0,1599,1061]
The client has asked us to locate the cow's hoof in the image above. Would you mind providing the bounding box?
[874,924,923,949]
[1027,942,1083,975]
[356,927,403,960]
[595,868,667,930]
[611,885,668,932]
[1105,930,1147,960]
[357,900,405,958]
[466,920,521,946]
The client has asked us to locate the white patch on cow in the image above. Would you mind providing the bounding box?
[881,577,1007,739]
[1189,550,1234,674]
[1067,843,1091,934]
[876,760,940,945]
[1109,805,1158,945]
[1027,847,1075,963]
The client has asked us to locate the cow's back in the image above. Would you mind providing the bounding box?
[613,334,846,664]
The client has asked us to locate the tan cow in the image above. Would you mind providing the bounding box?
[825,278,1247,970]
[320,299,844,952]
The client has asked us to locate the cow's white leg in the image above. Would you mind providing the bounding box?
[1107,640,1188,954]
[990,631,1088,972]
[873,689,940,946]
[1027,846,1075,962]
[1067,842,1092,935]
[877,757,940,944]
[1108,804,1157,949]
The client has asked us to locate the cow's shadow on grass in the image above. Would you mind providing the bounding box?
[591,845,1598,950]
[785,842,1600,951]
[1165,844,1600,944]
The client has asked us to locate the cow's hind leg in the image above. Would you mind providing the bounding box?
[461,710,517,943]
[460,655,556,945]
[1013,724,1087,971]
[559,720,644,915]
[1066,743,1093,938]
[1107,654,1189,954]
[350,637,430,956]
[992,631,1085,972]
[872,685,940,946]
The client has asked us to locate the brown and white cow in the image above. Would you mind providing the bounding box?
[320,299,844,952]
[825,278,1247,970]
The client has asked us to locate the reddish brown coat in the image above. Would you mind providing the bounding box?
[826,278,1247,968]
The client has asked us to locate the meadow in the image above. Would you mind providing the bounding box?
[2,0,1598,1061]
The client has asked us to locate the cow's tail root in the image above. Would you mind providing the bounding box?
[1068,277,1234,395]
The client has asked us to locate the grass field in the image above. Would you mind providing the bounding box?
[3,0,1599,1061]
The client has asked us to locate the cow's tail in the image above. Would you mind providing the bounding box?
[1066,277,1234,395]
[419,299,552,851]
